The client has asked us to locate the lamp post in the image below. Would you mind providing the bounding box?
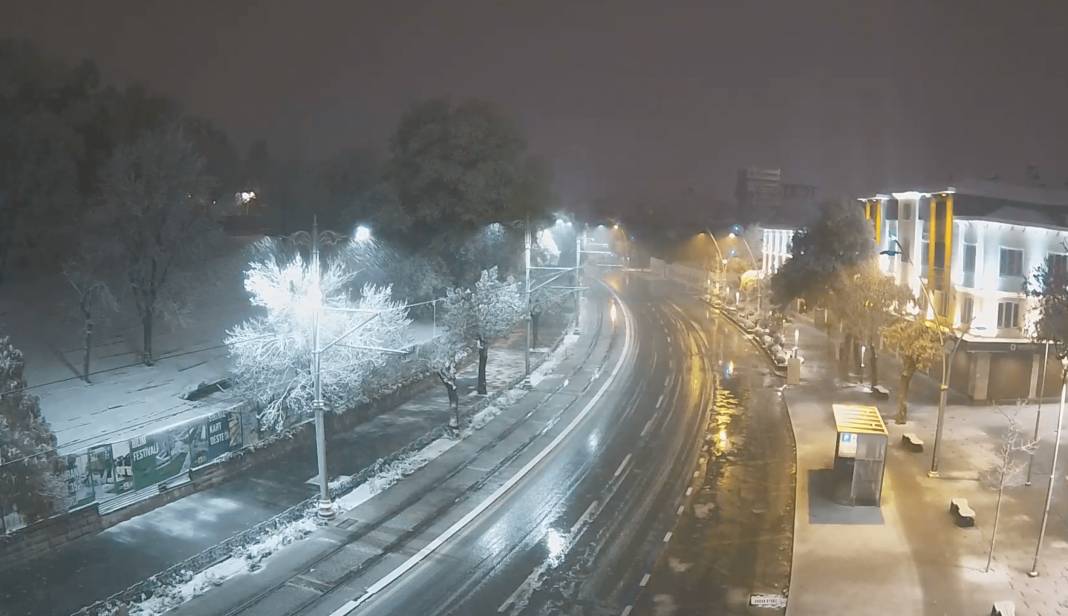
[1027,340,1052,486]
[1028,357,1068,577]
[305,220,403,519]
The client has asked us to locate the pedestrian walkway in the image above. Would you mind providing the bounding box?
[785,316,1068,615]
[0,312,575,616]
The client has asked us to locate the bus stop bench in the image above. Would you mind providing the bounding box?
[871,385,890,399]
[950,497,975,527]
[901,433,924,452]
[990,601,1015,616]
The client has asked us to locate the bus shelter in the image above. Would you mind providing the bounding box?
[831,404,888,506]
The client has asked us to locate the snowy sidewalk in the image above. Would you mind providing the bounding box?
[785,317,1068,615]
[0,310,577,616]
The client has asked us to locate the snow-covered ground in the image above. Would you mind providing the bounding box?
[117,327,582,616]
[0,244,451,454]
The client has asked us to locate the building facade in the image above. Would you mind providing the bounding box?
[761,226,796,276]
[861,180,1068,402]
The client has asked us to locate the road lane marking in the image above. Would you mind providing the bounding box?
[639,573,651,587]
[621,606,633,616]
[656,394,664,409]
[663,531,672,543]
[685,487,694,496]
[614,453,632,478]
[338,282,636,614]
[573,500,599,535]
[664,375,672,388]
[640,418,654,437]
[676,505,684,515]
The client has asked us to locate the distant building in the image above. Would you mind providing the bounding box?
[761,225,796,277]
[736,167,782,223]
[735,167,817,224]
[860,179,1068,402]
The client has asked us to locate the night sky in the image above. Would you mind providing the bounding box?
[5,0,1068,211]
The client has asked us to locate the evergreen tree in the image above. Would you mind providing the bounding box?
[0,336,63,525]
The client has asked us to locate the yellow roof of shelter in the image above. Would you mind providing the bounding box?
[832,404,888,436]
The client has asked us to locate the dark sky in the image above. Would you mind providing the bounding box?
[5,0,1068,211]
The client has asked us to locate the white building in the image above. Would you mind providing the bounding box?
[761,225,797,277]
[862,179,1068,401]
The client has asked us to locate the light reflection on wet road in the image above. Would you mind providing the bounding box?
[342,274,795,616]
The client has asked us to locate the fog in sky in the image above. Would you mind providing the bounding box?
[6,0,1068,212]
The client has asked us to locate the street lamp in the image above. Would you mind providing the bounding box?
[304,219,408,519]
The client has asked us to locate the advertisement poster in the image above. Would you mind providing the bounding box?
[129,427,194,491]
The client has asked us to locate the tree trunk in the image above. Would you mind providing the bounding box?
[869,335,879,389]
[895,368,913,424]
[142,310,154,366]
[477,336,488,395]
[83,318,93,383]
[438,369,460,428]
[531,311,541,349]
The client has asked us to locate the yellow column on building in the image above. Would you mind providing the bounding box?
[942,193,954,319]
[864,200,871,220]
[927,196,938,312]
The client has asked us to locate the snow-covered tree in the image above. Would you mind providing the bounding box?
[426,268,522,427]
[96,125,217,365]
[467,268,523,395]
[226,241,411,431]
[880,317,942,424]
[0,336,64,527]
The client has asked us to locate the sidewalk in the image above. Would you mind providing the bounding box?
[785,316,1068,615]
[0,311,575,616]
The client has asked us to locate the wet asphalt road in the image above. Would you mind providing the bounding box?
[162,273,793,616]
[295,274,795,616]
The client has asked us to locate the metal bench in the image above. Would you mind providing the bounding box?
[871,385,890,400]
[950,497,976,527]
[902,433,924,452]
[991,601,1015,616]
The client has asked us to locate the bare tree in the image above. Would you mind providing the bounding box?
[986,403,1038,572]
[63,247,117,383]
[96,124,215,365]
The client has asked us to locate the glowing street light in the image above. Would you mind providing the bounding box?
[354,224,373,243]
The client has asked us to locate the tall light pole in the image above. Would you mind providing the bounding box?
[524,216,532,381]
[1027,340,1052,486]
[309,219,333,518]
[1028,357,1067,577]
[574,224,583,334]
[702,229,726,298]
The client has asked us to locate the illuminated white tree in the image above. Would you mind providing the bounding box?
[226,242,411,431]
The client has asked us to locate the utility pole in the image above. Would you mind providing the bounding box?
[1029,359,1067,577]
[1027,340,1051,486]
[524,216,532,382]
[574,225,582,334]
[310,218,334,519]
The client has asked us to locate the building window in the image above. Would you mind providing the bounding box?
[999,248,1023,277]
[997,301,1019,329]
[963,244,977,273]
[959,296,974,326]
[1048,252,1068,278]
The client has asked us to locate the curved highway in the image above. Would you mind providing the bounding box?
[172,272,793,616]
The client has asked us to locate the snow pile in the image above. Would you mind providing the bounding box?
[127,515,318,616]
[529,332,579,387]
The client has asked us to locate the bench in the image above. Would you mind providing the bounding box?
[871,385,890,400]
[950,497,976,527]
[990,601,1015,616]
[902,433,924,452]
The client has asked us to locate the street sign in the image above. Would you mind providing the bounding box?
[750,594,787,609]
